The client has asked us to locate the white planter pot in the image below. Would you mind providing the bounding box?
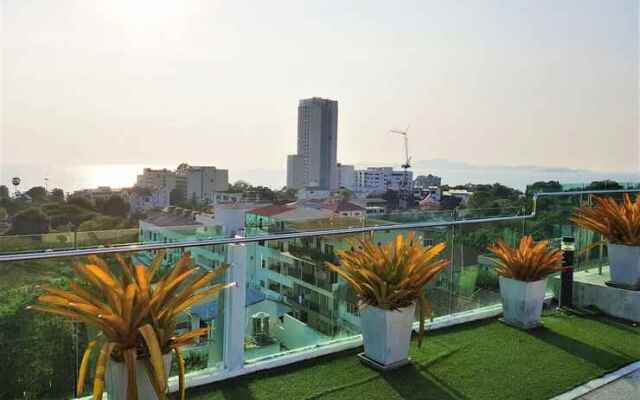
[499,276,546,329]
[105,353,172,400]
[608,244,640,289]
[359,303,415,366]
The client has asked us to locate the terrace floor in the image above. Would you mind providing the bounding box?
[188,311,640,400]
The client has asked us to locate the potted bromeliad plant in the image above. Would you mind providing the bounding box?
[488,235,562,329]
[27,252,233,400]
[326,233,448,369]
[571,194,640,289]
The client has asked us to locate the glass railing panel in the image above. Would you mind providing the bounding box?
[0,242,231,399]
[449,217,526,314]
[0,254,83,400]
[243,232,363,364]
[525,200,613,295]
[129,244,229,376]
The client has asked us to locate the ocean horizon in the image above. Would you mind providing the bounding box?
[1,161,638,194]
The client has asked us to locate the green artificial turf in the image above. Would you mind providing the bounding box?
[188,312,640,400]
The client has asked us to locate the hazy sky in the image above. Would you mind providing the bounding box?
[2,0,639,176]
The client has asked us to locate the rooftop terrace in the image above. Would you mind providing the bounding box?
[188,312,640,400]
[1,189,639,399]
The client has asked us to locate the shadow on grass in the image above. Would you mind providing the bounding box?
[582,314,640,336]
[220,383,255,400]
[185,349,363,400]
[530,327,633,368]
[379,347,469,400]
[382,364,467,400]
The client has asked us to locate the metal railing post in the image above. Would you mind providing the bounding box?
[222,244,247,372]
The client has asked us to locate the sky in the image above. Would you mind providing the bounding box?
[1,0,639,186]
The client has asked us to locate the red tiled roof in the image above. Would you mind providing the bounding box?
[248,204,294,217]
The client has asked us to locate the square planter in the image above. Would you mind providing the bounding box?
[608,244,640,290]
[499,276,547,329]
[105,353,172,400]
[359,303,415,368]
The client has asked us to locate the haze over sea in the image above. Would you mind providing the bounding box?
[1,160,638,194]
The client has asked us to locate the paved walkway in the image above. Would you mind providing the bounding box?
[578,369,640,399]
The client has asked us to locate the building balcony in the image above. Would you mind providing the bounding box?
[0,188,639,400]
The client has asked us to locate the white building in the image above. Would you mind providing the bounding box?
[72,186,121,203]
[177,165,229,204]
[337,164,355,191]
[127,187,171,213]
[443,189,473,205]
[136,168,183,193]
[296,187,331,200]
[354,167,413,195]
[196,202,268,236]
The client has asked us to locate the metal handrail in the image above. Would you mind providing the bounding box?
[0,189,637,262]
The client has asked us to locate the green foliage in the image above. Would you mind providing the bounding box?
[584,180,623,191]
[77,215,122,232]
[0,276,80,399]
[50,188,65,202]
[466,183,524,211]
[475,267,499,290]
[170,188,186,206]
[25,186,48,202]
[0,185,9,199]
[101,194,130,218]
[525,181,563,197]
[11,207,49,235]
[41,202,97,229]
[68,195,96,211]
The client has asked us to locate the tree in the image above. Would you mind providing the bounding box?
[11,207,49,234]
[381,190,400,211]
[0,207,7,222]
[525,181,563,196]
[77,215,121,232]
[102,194,130,218]
[336,188,353,202]
[0,185,9,199]
[67,195,95,211]
[585,180,623,191]
[25,186,47,202]
[170,188,185,206]
[230,180,251,192]
[50,188,65,202]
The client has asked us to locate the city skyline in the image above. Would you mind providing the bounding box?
[2,1,638,178]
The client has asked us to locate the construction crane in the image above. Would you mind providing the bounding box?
[390,128,411,169]
[390,127,412,209]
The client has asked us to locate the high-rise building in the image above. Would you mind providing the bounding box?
[287,97,338,190]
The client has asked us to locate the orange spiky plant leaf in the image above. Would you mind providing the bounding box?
[571,194,640,246]
[326,232,449,346]
[487,235,562,282]
[28,251,234,400]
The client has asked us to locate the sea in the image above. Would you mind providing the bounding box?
[0,161,638,194]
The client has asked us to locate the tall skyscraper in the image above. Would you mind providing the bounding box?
[287,97,338,190]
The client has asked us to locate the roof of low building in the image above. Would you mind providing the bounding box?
[323,201,366,213]
[143,210,200,227]
[248,204,295,217]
